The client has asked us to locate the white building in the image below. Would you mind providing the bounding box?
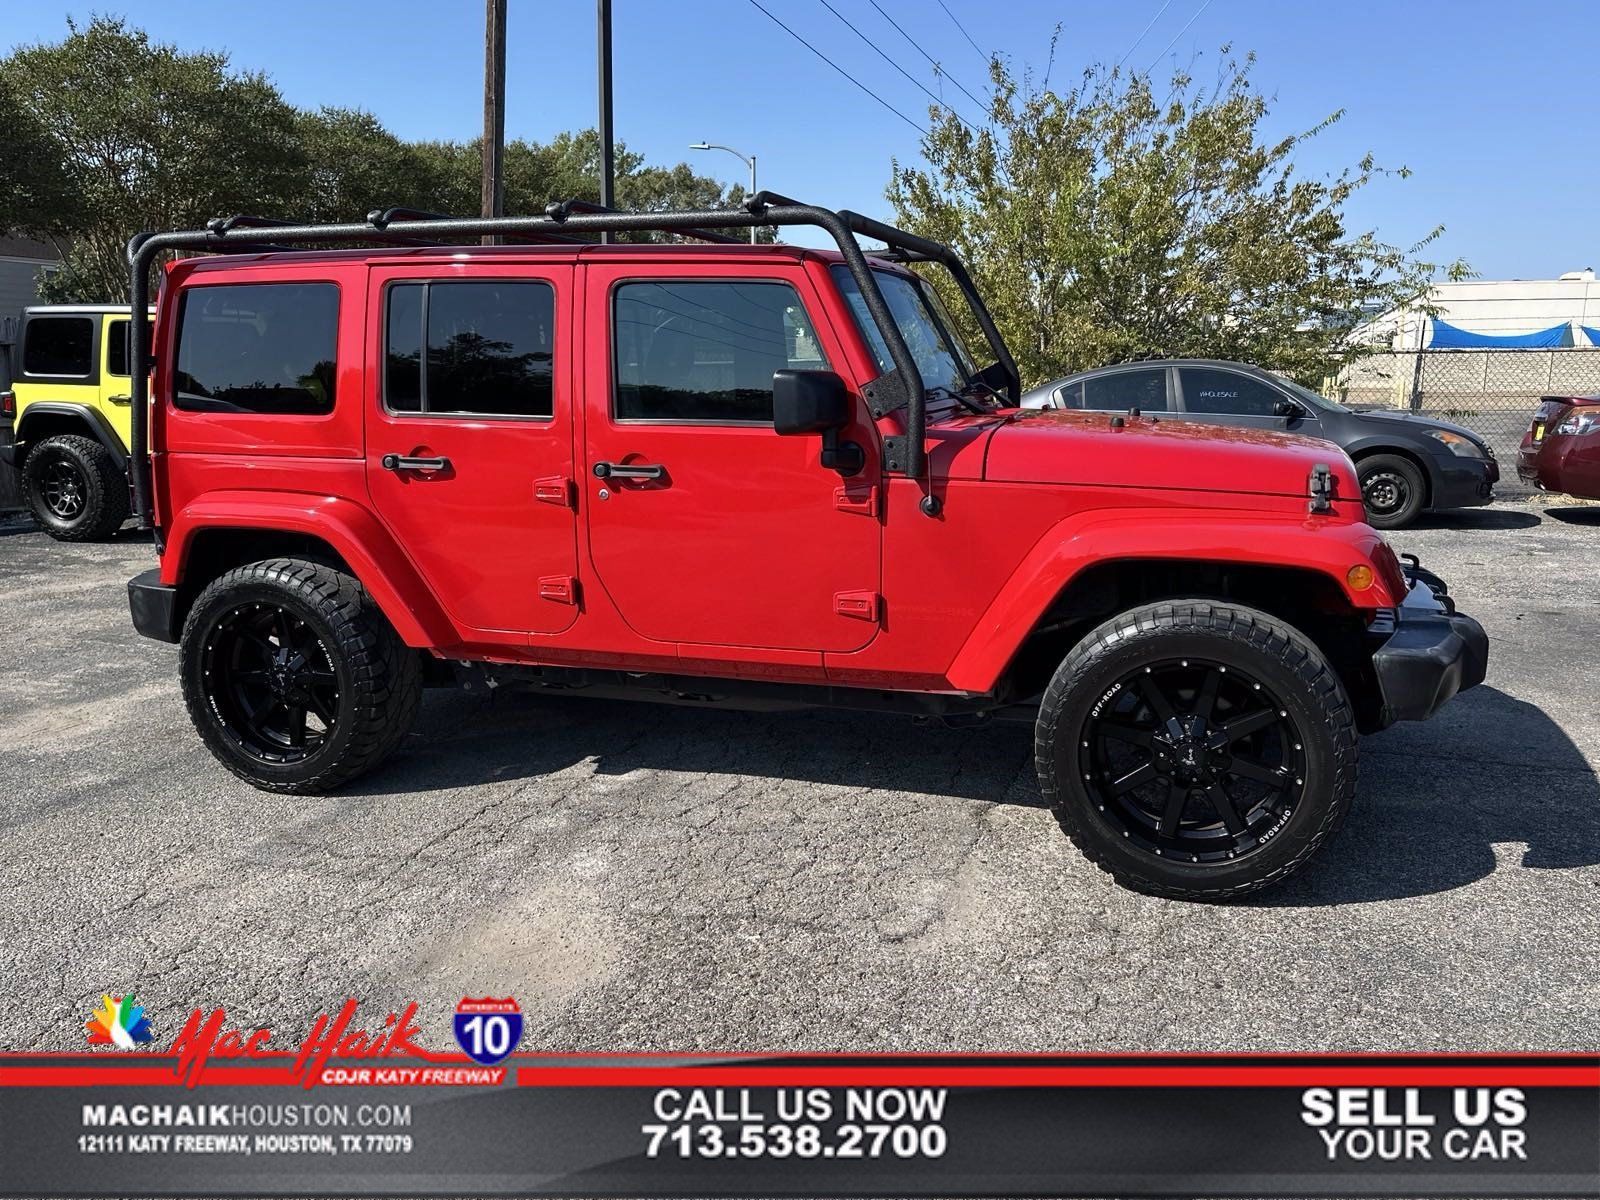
[1361,269,1600,350]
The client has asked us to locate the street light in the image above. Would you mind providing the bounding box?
[690,141,758,244]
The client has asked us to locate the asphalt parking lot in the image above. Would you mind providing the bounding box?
[1,499,1597,1055]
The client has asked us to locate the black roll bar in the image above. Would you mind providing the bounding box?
[126,195,1018,532]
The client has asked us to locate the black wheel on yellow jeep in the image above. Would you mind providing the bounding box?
[179,558,422,794]
[1035,600,1358,901]
[21,433,129,541]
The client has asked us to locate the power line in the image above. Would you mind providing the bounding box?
[1116,0,1174,69]
[1147,0,1214,74]
[935,0,987,64]
[817,0,977,132]
[866,0,988,114]
[748,0,928,136]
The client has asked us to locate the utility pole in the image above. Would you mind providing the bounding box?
[597,0,614,243]
[481,0,507,246]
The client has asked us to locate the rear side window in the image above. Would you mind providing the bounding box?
[106,320,153,377]
[1082,368,1169,411]
[613,280,827,423]
[1179,367,1282,416]
[23,316,94,377]
[174,283,338,414]
[385,281,555,417]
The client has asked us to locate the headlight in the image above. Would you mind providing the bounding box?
[1555,411,1600,436]
[1426,429,1486,457]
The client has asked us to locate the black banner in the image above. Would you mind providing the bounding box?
[3,1054,1597,1196]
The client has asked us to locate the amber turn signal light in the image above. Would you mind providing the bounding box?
[1346,564,1375,591]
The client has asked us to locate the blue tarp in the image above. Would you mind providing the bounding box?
[1428,318,1573,348]
[1582,325,1600,347]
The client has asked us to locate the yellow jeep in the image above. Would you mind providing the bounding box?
[1,304,149,540]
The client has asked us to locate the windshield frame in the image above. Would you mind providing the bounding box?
[830,264,985,398]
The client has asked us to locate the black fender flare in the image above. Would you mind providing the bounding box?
[15,402,128,471]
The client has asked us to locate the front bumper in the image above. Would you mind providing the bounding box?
[1430,453,1497,509]
[1368,561,1488,727]
[128,568,180,643]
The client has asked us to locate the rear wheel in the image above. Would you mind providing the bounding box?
[1035,600,1358,900]
[179,558,421,793]
[21,434,129,541]
[1358,453,1425,529]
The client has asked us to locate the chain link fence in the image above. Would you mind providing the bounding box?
[1329,348,1600,496]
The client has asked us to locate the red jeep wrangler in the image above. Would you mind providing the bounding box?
[122,196,1486,899]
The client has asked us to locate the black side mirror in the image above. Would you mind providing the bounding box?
[1275,397,1306,418]
[773,370,863,474]
[774,370,850,434]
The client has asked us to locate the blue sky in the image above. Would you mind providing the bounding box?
[10,0,1598,279]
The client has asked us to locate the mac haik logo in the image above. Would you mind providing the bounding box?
[453,997,522,1066]
[169,999,425,1088]
[86,994,155,1048]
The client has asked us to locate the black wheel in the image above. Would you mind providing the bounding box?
[180,558,422,793]
[21,434,129,541]
[1357,454,1425,530]
[1035,600,1358,900]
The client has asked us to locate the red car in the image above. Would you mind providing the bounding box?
[1518,394,1600,498]
[113,196,1486,900]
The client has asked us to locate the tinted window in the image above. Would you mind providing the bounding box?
[175,284,338,414]
[23,316,93,377]
[1081,368,1168,411]
[386,281,555,417]
[1054,382,1085,408]
[106,320,153,377]
[614,281,827,422]
[1180,368,1282,416]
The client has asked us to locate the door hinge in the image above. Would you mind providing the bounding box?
[534,475,575,508]
[539,575,579,605]
[834,590,881,622]
[834,484,879,517]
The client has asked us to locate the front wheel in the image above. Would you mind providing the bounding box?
[1358,454,1425,529]
[1035,600,1358,900]
[179,558,422,793]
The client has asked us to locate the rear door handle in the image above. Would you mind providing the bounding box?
[108,394,132,405]
[381,454,451,472]
[592,461,664,481]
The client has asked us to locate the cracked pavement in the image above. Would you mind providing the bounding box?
[1,500,1597,1054]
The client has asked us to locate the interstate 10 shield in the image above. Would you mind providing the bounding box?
[453,997,522,1066]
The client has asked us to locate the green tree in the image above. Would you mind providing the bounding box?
[0,77,80,236]
[888,46,1464,386]
[3,16,309,301]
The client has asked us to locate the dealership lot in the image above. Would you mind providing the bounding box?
[1,501,1596,1055]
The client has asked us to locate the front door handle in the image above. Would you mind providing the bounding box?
[108,394,132,405]
[592,461,664,481]
[381,454,451,473]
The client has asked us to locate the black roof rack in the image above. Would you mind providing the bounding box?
[126,193,1020,531]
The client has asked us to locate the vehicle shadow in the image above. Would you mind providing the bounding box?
[352,688,1044,807]
[1252,685,1600,906]
[1544,505,1600,526]
[353,683,1595,905]
[1409,507,1541,531]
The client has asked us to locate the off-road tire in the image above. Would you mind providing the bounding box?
[21,434,129,541]
[1357,453,1425,530]
[1035,600,1358,901]
[180,558,421,793]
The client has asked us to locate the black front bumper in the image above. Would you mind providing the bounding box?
[1369,562,1488,726]
[128,568,180,643]
[1430,454,1498,509]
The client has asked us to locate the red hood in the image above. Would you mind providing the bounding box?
[976,408,1358,501]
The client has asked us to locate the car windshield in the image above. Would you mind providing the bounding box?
[1275,373,1350,414]
[830,265,979,395]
